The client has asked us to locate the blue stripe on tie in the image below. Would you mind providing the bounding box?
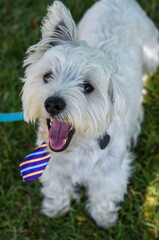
[24,150,47,159]
[20,162,48,173]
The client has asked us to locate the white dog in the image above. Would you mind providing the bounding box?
[21,0,159,227]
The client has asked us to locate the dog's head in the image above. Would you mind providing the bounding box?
[22,1,128,152]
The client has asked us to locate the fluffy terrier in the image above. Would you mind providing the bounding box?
[21,0,159,227]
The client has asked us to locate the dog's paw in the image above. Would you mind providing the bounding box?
[86,200,119,228]
[92,211,118,228]
[42,196,70,218]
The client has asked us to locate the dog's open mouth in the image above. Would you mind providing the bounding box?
[46,118,75,152]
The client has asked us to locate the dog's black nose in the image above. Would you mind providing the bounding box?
[44,97,66,116]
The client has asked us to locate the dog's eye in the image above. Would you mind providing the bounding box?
[83,82,94,94]
[43,72,53,83]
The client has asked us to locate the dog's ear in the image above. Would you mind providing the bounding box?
[23,1,78,68]
[41,1,78,47]
[109,76,129,120]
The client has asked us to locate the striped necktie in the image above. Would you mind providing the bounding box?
[19,142,51,182]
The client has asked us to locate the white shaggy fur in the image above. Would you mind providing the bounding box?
[21,0,159,227]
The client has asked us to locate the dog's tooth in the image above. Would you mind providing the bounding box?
[69,126,73,132]
[49,121,52,128]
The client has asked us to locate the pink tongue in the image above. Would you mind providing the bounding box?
[49,119,69,151]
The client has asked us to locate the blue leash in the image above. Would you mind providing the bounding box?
[0,112,24,122]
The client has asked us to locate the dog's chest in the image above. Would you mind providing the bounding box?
[50,140,108,182]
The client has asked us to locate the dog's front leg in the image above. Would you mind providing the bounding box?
[86,151,132,228]
[40,163,74,218]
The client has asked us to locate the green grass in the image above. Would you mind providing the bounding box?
[0,0,159,239]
